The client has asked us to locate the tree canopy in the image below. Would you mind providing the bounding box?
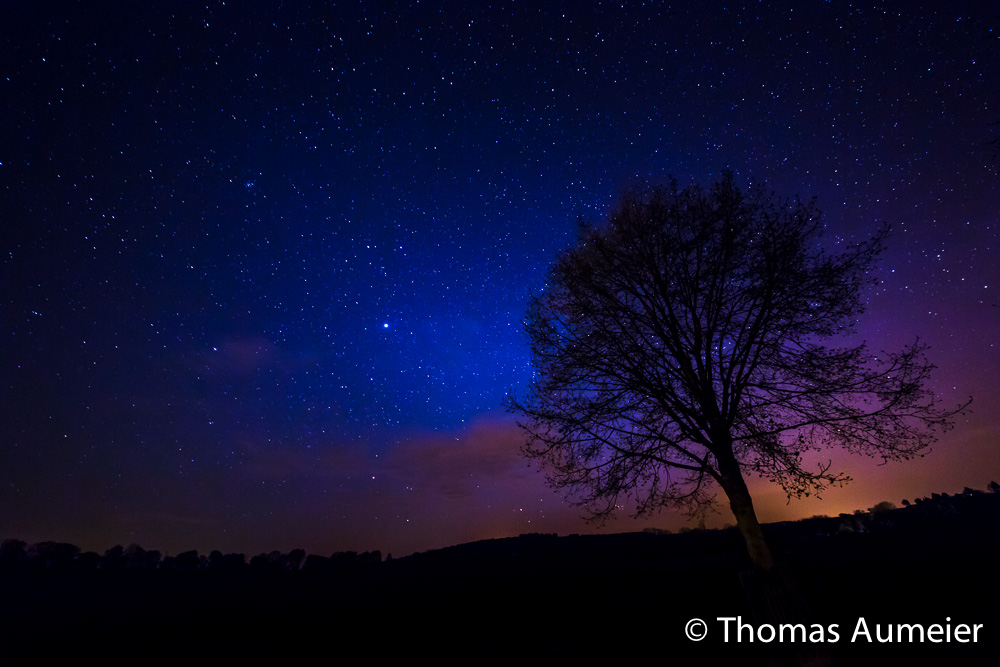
[506,172,968,570]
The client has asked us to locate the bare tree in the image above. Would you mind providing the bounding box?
[506,172,968,571]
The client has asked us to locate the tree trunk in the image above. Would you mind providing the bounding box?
[716,447,774,571]
[716,443,834,665]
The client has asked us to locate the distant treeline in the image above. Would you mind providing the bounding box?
[0,540,382,575]
[4,481,999,576]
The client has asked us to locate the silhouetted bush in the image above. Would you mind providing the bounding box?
[76,551,101,571]
[285,548,306,571]
[0,538,27,565]
[101,544,125,571]
[302,554,333,573]
[27,541,80,572]
[333,550,358,564]
[174,550,202,572]
[124,544,161,571]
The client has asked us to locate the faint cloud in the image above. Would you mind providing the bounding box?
[186,336,316,378]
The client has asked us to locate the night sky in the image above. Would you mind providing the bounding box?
[2,1,998,559]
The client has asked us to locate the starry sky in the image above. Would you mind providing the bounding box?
[2,1,998,558]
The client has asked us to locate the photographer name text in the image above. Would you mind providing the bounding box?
[685,616,983,644]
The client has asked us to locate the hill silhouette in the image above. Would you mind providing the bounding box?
[2,484,999,665]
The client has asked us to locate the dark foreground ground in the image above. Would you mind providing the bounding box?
[2,491,998,665]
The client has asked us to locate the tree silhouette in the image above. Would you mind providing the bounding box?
[506,172,968,570]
